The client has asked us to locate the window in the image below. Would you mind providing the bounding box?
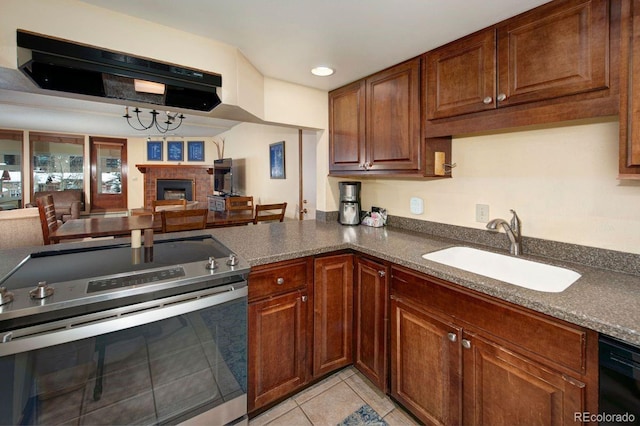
[30,133,84,193]
[0,130,24,209]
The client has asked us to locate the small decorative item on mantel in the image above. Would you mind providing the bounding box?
[269,141,285,179]
[211,136,225,160]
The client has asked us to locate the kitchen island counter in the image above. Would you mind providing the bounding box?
[0,220,638,346]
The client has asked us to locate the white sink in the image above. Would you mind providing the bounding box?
[421,247,580,293]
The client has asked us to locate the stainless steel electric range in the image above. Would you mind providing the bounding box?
[0,234,249,426]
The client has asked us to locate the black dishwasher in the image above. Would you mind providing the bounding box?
[599,336,640,425]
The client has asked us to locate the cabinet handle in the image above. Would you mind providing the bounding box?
[497,93,507,102]
[378,270,386,278]
[276,277,285,285]
[483,96,493,104]
[462,339,471,349]
[301,295,308,302]
[447,332,457,342]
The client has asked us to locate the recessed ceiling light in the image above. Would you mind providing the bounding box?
[311,66,334,77]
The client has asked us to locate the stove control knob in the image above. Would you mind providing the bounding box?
[206,256,218,270]
[30,281,54,300]
[0,287,14,306]
[227,253,239,267]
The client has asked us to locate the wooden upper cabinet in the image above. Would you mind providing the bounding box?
[365,58,421,172]
[426,29,497,119]
[619,0,640,178]
[329,58,423,176]
[329,80,366,171]
[425,0,610,120]
[497,0,609,107]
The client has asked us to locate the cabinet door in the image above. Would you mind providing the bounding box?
[329,80,366,172]
[426,29,497,119]
[248,290,310,412]
[390,298,462,426]
[313,254,354,377]
[497,0,609,107]
[353,257,388,391]
[462,331,586,425]
[366,58,421,171]
[620,0,640,176]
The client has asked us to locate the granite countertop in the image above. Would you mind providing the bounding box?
[0,220,638,346]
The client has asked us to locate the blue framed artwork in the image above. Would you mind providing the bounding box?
[269,141,285,179]
[187,141,205,161]
[147,140,163,161]
[167,141,184,161]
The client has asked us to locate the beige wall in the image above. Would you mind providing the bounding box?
[217,123,317,220]
[340,118,640,254]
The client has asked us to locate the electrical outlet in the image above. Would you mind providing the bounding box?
[476,204,490,223]
[410,197,424,215]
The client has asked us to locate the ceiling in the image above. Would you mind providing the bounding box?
[0,0,551,137]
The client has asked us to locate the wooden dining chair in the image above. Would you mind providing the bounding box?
[36,194,59,245]
[226,196,254,214]
[152,199,187,212]
[253,202,287,224]
[160,208,208,233]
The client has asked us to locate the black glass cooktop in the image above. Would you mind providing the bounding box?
[0,234,230,291]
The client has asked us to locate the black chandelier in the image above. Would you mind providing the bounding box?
[123,106,185,133]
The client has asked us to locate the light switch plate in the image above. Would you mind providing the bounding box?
[410,197,424,215]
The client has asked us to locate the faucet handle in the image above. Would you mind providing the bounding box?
[509,209,521,236]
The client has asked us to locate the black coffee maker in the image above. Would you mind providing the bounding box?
[338,181,361,225]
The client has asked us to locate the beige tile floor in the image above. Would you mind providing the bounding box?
[249,367,419,426]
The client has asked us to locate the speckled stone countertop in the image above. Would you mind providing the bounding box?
[0,220,638,346]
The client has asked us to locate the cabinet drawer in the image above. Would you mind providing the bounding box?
[249,258,310,301]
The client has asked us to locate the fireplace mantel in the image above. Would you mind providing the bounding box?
[136,164,214,174]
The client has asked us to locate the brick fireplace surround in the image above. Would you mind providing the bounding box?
[136,164,214,210]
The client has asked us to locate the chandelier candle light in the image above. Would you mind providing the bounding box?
[124,106,185,133]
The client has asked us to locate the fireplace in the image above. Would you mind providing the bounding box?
[156,179,194,201]
[136,164,214,210]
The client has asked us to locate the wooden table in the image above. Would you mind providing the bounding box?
[50,216,155,243]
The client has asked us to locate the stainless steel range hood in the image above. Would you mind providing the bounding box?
[16,30,222,112]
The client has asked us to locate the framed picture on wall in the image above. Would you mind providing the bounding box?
[188,141,205,161]
[167,141,184,161]
[269,141,285,179]
[147,140,163,161]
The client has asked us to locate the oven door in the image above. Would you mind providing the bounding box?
[0,282,247,426]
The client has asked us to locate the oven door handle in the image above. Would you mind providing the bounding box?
[0,283,247,357]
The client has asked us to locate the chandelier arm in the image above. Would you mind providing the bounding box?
[124,107,183,133]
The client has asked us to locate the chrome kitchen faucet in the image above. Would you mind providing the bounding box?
[486,209,522,256]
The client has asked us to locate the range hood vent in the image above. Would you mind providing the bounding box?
[16,30,222,111]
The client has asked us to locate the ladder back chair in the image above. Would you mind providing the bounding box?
[160,208,208,233]
[36,194,59,245]
[152,199,187,212]
[226,196,254,214]
[253,203,287,224]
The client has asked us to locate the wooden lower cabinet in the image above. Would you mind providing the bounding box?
[354,256,389,391]
[462,331,586,425]
[390,297,462,425]
[248,290,310,412]
[390,265,596,426]
[313,254,354,377]
[248,258,312,413]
